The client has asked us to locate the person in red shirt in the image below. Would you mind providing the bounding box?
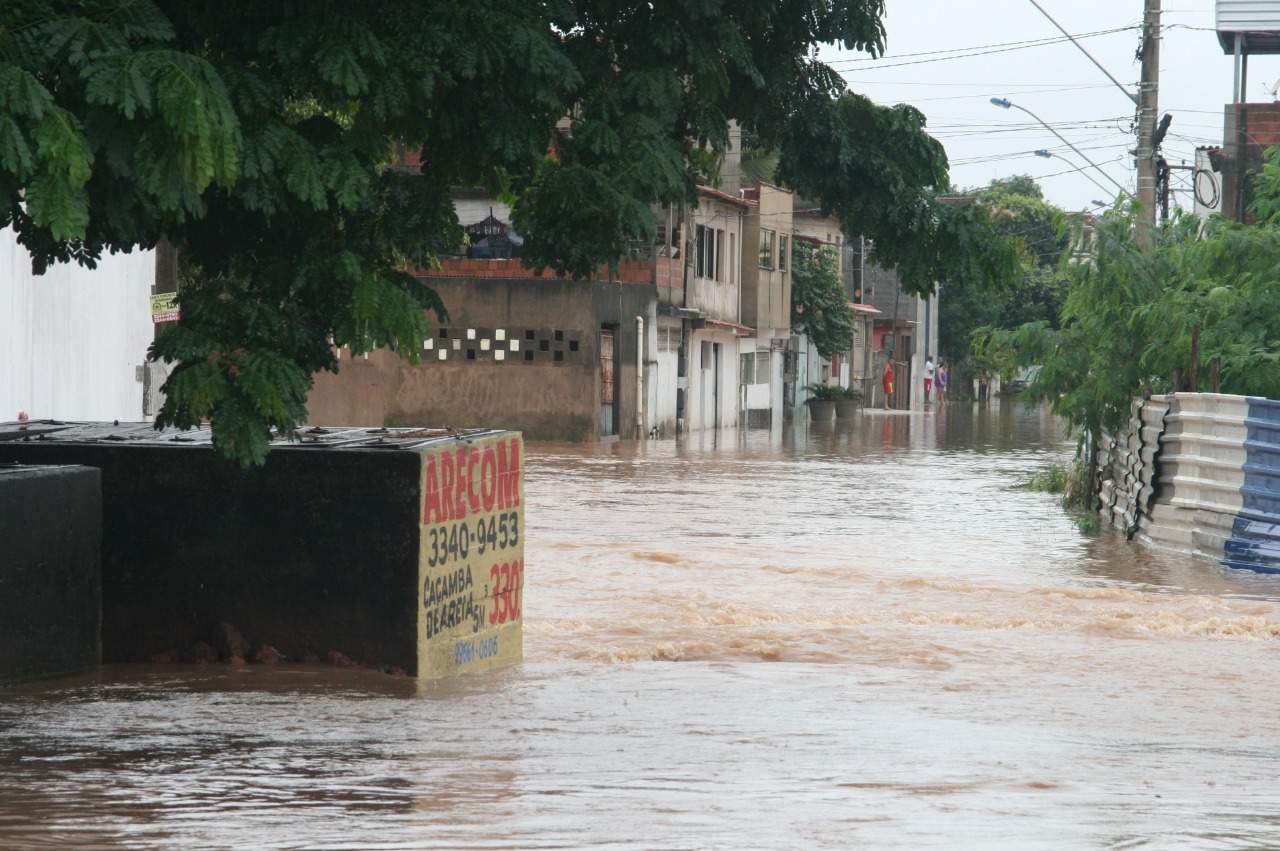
[882,358,894,410]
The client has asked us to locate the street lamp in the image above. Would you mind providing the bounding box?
[990,97,1130,200]
[1029,147,1119,203]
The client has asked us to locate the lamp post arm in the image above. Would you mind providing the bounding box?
[1008,101,1131,198]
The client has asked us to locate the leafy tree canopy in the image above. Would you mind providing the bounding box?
[938,175,1072,372]
[976,190,1280,444]
[791,240,854,360]
[3,0,1017,464]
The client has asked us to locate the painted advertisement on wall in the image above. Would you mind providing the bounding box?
[417,432,525,677]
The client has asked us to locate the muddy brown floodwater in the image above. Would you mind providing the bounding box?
[4,404,1280,850]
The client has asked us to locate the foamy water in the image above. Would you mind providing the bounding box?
[4,403,1280,849]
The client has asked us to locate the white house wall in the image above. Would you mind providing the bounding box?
[686,328,739,432]
[654,353,680,436]
[686,196,744,324]
[909,293,939,410]
[0,228,154,421]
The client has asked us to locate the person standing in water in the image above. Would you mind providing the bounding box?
[936,360,949,405]
[924,356,935,403]
[882,357,895,410]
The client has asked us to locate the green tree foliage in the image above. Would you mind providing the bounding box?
[937,175,1072,375]
[4,0,1018,464]
[975,192,1280,446]
[774,93,1020,297]
[791,240,854,360]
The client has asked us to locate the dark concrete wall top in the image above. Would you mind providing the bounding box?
[0,464,102,685]
[0,443,424,671]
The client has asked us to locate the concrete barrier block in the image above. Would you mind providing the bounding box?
[0,425,524,679]
[0,465,101,685]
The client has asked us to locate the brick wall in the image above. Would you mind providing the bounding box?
[1223,103,1280,221]
[428,257,654,283]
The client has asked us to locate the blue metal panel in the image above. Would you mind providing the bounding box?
[1223,397,1280,572]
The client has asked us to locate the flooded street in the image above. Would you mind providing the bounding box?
[5,404,1280,849]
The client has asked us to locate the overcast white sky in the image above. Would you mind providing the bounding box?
[820,1,1270,211]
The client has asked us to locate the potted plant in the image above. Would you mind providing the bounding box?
[806,383,840,422]
[834,386,864,419]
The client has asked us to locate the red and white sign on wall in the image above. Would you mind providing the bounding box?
[417,432,525,677]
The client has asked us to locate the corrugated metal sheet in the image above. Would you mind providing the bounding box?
[1222,397,1280,572]
[1217,0,1280,30]
[0,421,500,452]
[1101,392,1280,574]
[1145,394,1249,559]
[1097,396,1168,534]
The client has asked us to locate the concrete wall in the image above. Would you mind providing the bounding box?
[0,465,101,685]
[686,327,740,432]
[0,227,154,421]
[0,441,421,670]
[308,276,656,441]
[0,429,525,677]
[653,318,682,435]
[742,184,794,331]
[910,293,940,409]
[686,193,745,323]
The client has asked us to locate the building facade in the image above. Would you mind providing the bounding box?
[307,192,656,440]
[862,252,937,410]
[651,186,753,436]
[739,183,793,429]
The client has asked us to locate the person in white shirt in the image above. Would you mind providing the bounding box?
[924,356,935,402]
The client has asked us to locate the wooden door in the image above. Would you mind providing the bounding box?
[600,329,616,436]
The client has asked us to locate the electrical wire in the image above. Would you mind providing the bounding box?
[826,26,1138,71]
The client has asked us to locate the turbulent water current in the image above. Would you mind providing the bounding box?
[3,404,1280,849]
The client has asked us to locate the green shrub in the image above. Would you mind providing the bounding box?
[1024,463,1069,494]
[807,383,863,402]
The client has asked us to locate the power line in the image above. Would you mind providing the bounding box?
[827,27,1139,72]
[882,83,1119,104]
[828,26,1137,67]
[952,141,1134,167]
[1024,0,1140,104]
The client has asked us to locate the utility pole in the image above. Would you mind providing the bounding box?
[1136,0,1161,244]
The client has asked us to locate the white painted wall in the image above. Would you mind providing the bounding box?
[910,293,940,410]
[686,195,744,324]
[686,327,739,432]
[653,319,681,435]
[738,330,788,430]
[0,228,154,421]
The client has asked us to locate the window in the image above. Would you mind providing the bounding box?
[729,232,736,284]
[779,235,789,272]
[759,228,775,269]
[695,225,721,281]
[742,352,771,386]
[657,325,682,353]
[695,225,707,278]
